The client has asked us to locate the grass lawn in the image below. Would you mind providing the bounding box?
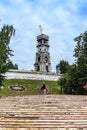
[0,79,60,96]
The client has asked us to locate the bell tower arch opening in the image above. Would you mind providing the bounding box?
[37,65,40,71]
[46,65,49,72]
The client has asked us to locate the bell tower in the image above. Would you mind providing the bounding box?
[34,26,51,73]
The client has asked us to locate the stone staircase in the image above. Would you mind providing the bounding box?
[0,95,87,130]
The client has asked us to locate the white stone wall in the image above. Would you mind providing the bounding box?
[4,71,60,81]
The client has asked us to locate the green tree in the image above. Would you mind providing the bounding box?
[14,64,18,69]
[59,31,87,95]
[59,64,78,94]
[74,31,87,61]
[57,60,70,74]
[74,31,87,94]
[7,60,18,70]
[0,24,15,85]
[60,60,70,74]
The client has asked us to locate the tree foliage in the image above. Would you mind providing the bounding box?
[7,60,18,70]
[59,31,87,95]
[60,60,70,74]
[0,24,15,85]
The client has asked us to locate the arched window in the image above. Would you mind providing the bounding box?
[38,56,40,62]
[37,65,40,71]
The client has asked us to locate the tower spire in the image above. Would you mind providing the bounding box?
[60,53,63,62]
[39,25,44,34]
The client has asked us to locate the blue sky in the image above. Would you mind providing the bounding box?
[0,0,87,72]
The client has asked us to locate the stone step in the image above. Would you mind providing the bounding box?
[0,119,87,128]
[0,111,87,114]
[0,128,87,130]
[0,112,87,117]
[0,115,87,120]
[0,124,87,128]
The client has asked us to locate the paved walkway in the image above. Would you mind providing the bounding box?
[0,95,87,130]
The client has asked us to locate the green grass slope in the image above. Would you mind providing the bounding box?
[0,79,60,96]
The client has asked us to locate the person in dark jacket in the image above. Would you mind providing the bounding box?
[40,82,47,94]
[41,82,46,90]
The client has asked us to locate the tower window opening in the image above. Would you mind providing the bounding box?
[38,56,40,62]
[37,65,40,71]
[46,65,49,72]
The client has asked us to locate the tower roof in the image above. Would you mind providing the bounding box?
[37,34,49,41]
